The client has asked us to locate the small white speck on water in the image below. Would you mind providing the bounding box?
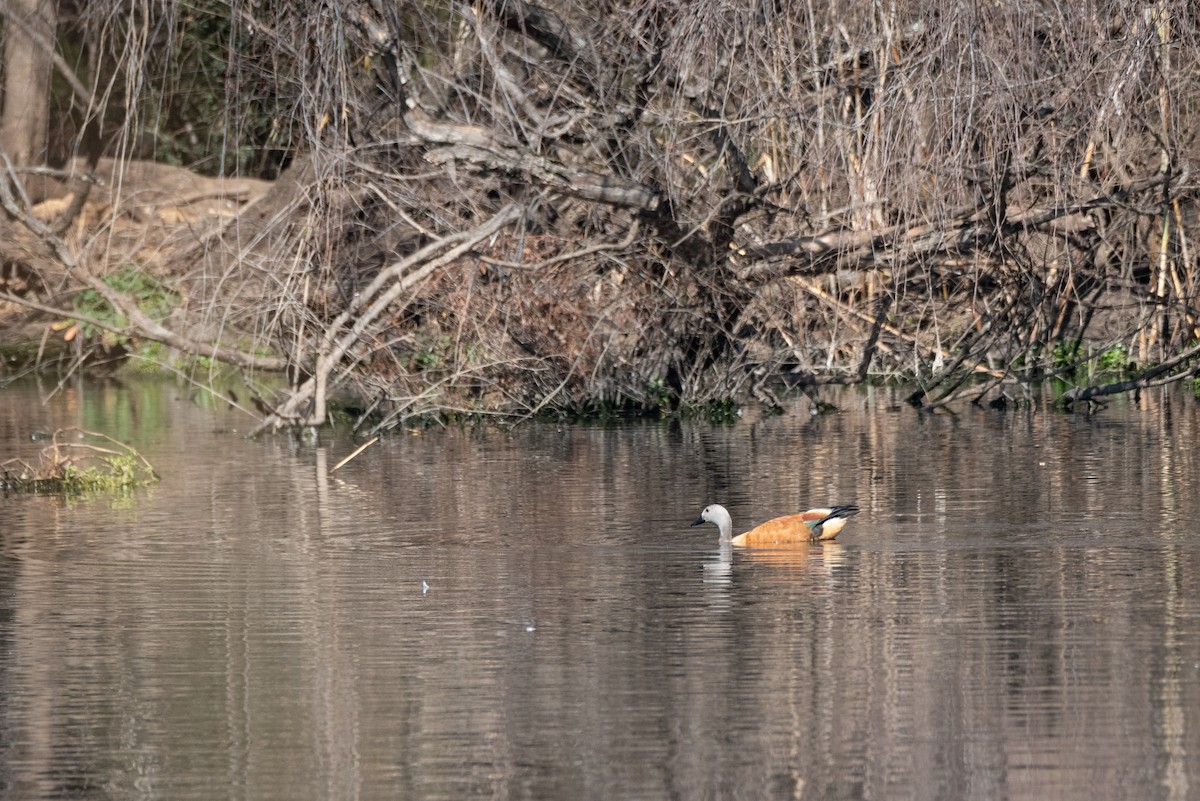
[422,581,430,595]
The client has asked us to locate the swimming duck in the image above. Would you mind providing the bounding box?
[690,503,860,546]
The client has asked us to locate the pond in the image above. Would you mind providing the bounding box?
[1,376,1199,800]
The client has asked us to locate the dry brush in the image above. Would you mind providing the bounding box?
[1,0,1199,429]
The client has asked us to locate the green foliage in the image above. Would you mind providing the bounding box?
[1052,340,1083,371]
[698,397,741,425]
[73,266,179,349]
[1052,341,1133,381]
[145,3,286,175]
[411,334,454,372]
[646,376,672,413]
[1096,345,1130,377]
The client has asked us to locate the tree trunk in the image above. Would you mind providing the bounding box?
[0,0,56,166]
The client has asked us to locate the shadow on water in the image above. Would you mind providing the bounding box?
[0,376,1198,800]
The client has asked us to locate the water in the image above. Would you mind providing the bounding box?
[1,376,1199,800]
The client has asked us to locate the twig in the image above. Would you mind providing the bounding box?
[479,219,640,270]
[331,437,380,472]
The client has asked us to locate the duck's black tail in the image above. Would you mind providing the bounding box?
[824,505,860,521]
[809,505,861,542]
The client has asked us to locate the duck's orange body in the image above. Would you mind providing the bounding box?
[731,509,853,546]
[691,503,860,546]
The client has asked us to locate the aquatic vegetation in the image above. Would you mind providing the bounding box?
[0,428,158,494]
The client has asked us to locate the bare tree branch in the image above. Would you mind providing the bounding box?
[248,204,523,434]
[0,157,289,372]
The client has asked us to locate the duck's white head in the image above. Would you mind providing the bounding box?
[690,504,734,540]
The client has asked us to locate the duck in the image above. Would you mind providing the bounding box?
[690,503,860,546]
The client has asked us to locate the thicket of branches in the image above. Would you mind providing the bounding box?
[2,0,1200,429]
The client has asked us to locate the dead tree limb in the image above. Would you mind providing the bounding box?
[1060,340,1200,407]
[407,108,661,211]
[735,172,1175,278]
[248,203,522,435]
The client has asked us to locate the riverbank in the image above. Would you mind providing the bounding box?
[3,2,1199,431]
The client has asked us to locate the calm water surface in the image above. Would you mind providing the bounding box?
[1,377,1199,800]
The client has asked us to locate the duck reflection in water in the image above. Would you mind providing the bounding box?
[702,538,850,594]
